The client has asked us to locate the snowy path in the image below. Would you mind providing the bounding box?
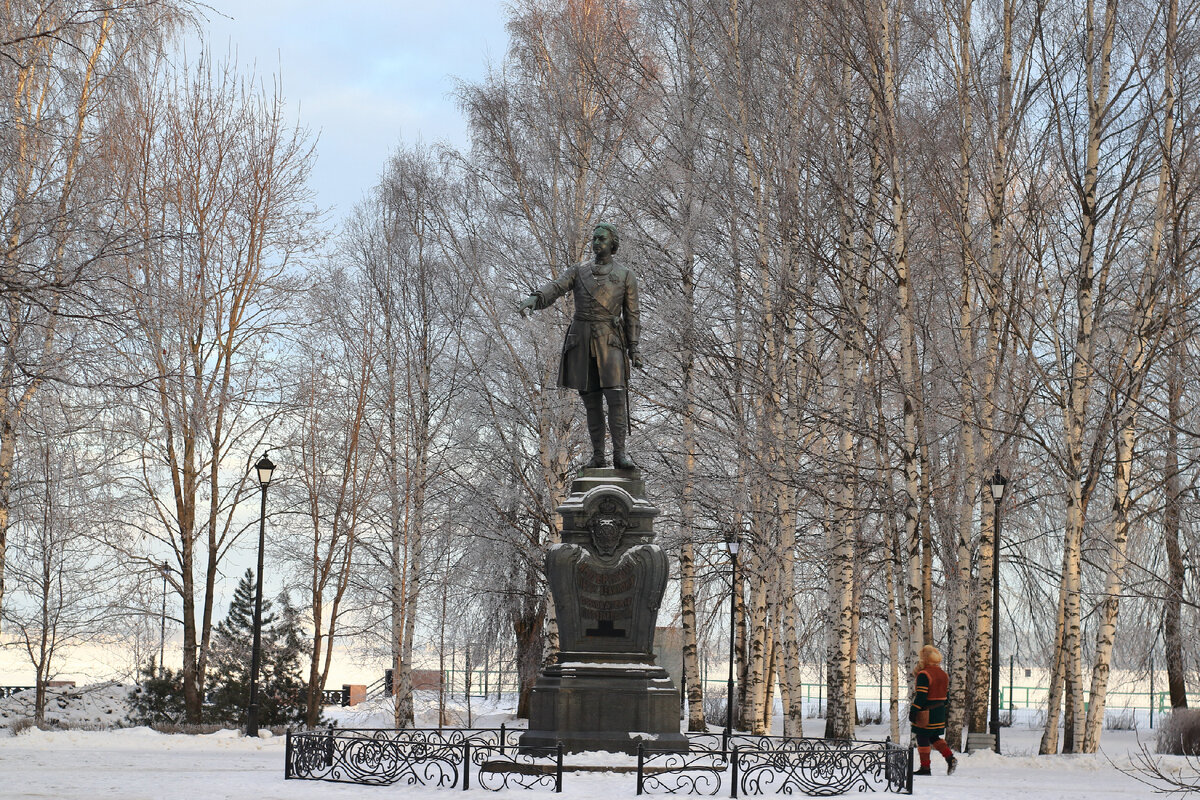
[0,725,1178,799]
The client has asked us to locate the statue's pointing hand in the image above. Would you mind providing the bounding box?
[518,295,538,318]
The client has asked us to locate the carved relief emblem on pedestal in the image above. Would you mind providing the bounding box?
[587,496,629,556]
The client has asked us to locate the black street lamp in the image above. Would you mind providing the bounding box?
[723,534,741,752]
[159,562,172,677]
[988,469,1008,755]
[246,452,275,737]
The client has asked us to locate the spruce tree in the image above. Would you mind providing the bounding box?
[205,569,308,726]
[127,657,187,726]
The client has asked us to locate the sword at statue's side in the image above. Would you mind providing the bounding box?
[624,343,648,445]
[625,381,633,442]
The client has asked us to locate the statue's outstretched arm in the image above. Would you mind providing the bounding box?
[518,265,577,316]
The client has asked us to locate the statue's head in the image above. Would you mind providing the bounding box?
[593,222,619,255]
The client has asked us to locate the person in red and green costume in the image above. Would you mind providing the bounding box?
[909,644,958,776]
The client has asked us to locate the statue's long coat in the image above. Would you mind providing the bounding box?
[534,260,641,391]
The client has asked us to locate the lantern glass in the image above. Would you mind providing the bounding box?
[255,454,275,487]
[989,470,1007,501]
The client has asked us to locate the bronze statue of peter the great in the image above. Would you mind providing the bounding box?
[519,223,642,469]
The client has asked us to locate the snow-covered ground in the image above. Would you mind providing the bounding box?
[0,686,1194,799]
[323,690,520,730]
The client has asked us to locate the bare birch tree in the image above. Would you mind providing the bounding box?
[109,51,318,722]
[0,0,192,629]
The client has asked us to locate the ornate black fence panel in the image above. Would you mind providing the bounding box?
[472,743,564,792]
[734,739,912,797]
[637,744,728,795]
[885,741,913,794]
[284,726,562,792]
[285,728,464,787]
[637,734,912,797]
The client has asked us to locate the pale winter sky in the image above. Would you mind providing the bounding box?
[0,3,512,686]
[182,2,509,680]
[186,0,511,220]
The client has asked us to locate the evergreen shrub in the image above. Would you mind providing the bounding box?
[204,569,309,726]
[127,660,187,726]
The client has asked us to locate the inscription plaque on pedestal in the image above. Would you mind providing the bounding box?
[519,468,687,754]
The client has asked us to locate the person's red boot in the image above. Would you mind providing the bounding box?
[933,740,957,775]
[915,745,932,776]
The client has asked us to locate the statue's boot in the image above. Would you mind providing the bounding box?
[582,390,607,468]
[605,387,637,470]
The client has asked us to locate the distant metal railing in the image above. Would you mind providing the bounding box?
[321,668,1200,717]
[363,675,388,702]
[696,678,1200,718]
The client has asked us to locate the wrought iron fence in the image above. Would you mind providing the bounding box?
[637,734,912,797]
[471,743,564,792]
[284,726,563,792]
[637,746,728,795]
[285,726,910,796]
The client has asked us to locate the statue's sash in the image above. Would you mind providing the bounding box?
[577,262,623,318]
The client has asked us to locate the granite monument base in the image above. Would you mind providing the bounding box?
[518,467,686,755]
[520,661,687,754]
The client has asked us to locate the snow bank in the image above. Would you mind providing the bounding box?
[0,681,134,730]
[0,682,523,734]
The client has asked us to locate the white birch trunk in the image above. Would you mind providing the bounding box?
[877,0,924,669]
[973,0,1017,741]
[945,0,977,750]
[1059,0,1120,753]
[886,521,902,741]
[1082,0,1175,746]
[745,548,772,735]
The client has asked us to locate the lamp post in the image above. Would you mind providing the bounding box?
[723,534,741,752]
[159,562,171,677]
[246,452,275,737]
[988,469,1007,755]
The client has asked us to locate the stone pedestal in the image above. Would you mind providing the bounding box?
[965,732,997,753]
[520,468,687,754]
